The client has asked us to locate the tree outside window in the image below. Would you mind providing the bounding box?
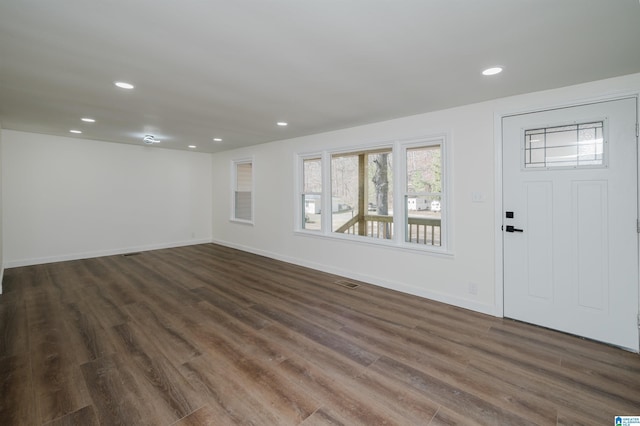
[331,148,393,239]
[405,144,442,246]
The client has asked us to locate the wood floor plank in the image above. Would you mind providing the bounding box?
[466,351,636,423]
[278,356,406,425]
[80,354,157,426]
[221,255,428,331]
[79,283,129,328]
[181,351,319,426]
[299,408,346,426]
[0,354,38,425]
[176,305,320,424]
[123,301,201,366]
[1,242,638,425]
[340,320,469,371]
[428,406,484,426]
[43,405,99,426]
[555,409,605,426]
[111,322,203,422]
[180,356,284,425]
[251,303,380,367]
[468,336,640,414]
[343,317,559,424]
[259,321,370,382]
[352,370,440,424]
[369,355,539,425]
[123,254,202,305]
[143,249,219,291]
[416,314,621,405]
[89,257,146,306]
[489,321,640,376]
[26,288,92,424]
[63,301,119,362]
[0,294,28,359]
[182,299,290,366]
[171,404,233,426]
[190,286,271,330]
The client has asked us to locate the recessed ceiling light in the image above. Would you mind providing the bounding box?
[81,117,95,123]
[69,129,82,134]
[188,145,197,149]
[114,81,134,89]
[277,122,288,127]
[482,67,503,76]
[213,138,222,142]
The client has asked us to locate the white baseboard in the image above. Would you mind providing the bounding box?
[210,238,498,317]
[4,238,213,268]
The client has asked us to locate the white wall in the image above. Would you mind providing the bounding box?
[211,73,640,316]
[2,131,213,267]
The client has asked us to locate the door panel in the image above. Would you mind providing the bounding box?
[525,181,554,300]
[503,97,639,350]
[573,180,607,310]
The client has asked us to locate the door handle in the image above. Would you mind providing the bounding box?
[505,225,524,233]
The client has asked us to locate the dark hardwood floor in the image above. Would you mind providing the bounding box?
[1,243,639,425]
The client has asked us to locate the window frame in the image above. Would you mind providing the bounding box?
[522,118,608,171]
[231,157,254,225]
[296,153,324,233]
[400,137,447,250]
[294,135,451,255]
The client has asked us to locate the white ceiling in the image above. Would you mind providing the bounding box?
[1,0,639,153]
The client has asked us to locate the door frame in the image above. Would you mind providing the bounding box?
[493,92,640,351]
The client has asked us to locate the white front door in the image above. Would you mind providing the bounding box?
[503,97,639,350]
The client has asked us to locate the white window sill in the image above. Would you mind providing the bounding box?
[293,229,454,258]
[230,218,255,226]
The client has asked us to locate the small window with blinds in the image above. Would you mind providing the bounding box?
[232,159,253,223]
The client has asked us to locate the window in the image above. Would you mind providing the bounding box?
[331,148,393,239]
[524,121,604,169]
[404,143,442,246]
[296,135,448,253]
[301,157,322,231]
[232,159,253,222]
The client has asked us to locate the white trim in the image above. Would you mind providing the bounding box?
[494,111,505,317]
[499,91,640,120]
[0,266,4,294]
[636,95,640,352]
[392,140,403,244]
[3,238,213,268]
[328,139,396,157]
[211,237,491,315]
[231,157,254,225]
[293,227,454,258]
[295,152,323,233]
[229,218,255,226]
[321,150,332,233]
[399,134,450,251]
[294,133,452,254]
